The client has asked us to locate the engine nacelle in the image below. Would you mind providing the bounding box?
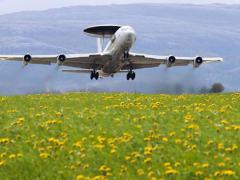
[57,54,66,65]
[23,54,32,65]
[193,57,203,68]
[167,56,176,67]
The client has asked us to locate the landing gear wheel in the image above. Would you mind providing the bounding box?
[131,72,136,80]
[127,73,131,80]
[90,71,94,80]
[126,71,136,81]
[95,72,99,80]
[90,71,99,80]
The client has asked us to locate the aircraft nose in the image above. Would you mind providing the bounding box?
[126,30,136,42]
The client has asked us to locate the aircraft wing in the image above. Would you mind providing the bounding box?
[0,53,111,69]
[122,53,223,70]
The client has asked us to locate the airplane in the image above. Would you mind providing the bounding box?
[0,25,223,80]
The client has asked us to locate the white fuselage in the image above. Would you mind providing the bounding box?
[99,26,136,76]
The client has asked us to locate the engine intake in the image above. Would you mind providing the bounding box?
[57,54,66,65]
[194,57,203,68]
[23,54,32,65]
[167,56,176,67]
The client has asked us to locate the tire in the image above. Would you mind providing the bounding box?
[127,73,131,80]
[95,72,99,80]
[131,72,136,80]
[90,72,94,80]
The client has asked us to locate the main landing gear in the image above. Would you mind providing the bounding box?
[123,50,135,80]
[90,71,99,80]
[127,67,136,80]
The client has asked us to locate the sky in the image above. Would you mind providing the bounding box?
[0,0,239,15]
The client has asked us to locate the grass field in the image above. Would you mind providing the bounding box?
[0,93,239,179]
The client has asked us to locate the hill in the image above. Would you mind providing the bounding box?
[0,4,240,94]
[0,92,239,179]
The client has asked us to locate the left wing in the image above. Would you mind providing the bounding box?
[0,53,111,69]
[122,53,223,70]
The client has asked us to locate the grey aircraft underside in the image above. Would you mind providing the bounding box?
[0,25,223,80]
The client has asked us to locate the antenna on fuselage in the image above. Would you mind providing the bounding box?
[97,37,103,53]
[83,25,122,53]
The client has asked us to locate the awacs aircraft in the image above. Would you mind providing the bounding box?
[0,25,223,80]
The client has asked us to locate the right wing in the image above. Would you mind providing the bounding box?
[122,53,223,70]
[0,53,112,70]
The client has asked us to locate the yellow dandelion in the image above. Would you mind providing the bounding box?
[148,171,154,177]
[169,131,176,137]
[55,112,63,117]
[162,137,168,142]
[214,171,221,177]
[0,138,10,144]
[195,171,203,176]
[207,140,214,146]
[39,153,49,159]
[110,149,116,154]
[0,160,5,167]
[125,156,131,161]
[187,124,199,130]
[144,158,152,164]
[184,114,193,122]
[99,165,111,172]
[221,170,235,176]
[218,162,225,167]
[164,162,171,167]
[106,172,112,177]
[92,175,105,180]
[137,169,144,176]
[74,141,82,148]
[202,163,209,168]
[174,162,181,167]
[130,159,136,164]
[165,169,178,175]
[0,153,7,158]
[9,154,16,160]
[94,144,105,149]
[76,175,84,180]
[17,153,23,158]
[83,164,89,169]
[218,143,224,150]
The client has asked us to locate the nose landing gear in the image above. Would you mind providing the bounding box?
[126,66,136,80]
[124,50,129,59]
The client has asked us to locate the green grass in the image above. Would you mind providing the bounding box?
[0,93,240,179]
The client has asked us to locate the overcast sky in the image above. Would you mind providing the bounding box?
[0,0,239,15]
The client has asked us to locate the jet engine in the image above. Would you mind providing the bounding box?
[23,54,32,65]
[193,57,203,68]
[57,54,66,65]
[167,56,176,67]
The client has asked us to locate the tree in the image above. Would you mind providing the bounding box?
[210,83,225,93]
